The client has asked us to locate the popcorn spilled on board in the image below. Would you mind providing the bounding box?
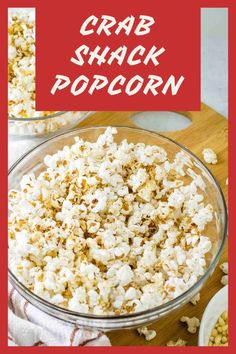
[9,127,214,315]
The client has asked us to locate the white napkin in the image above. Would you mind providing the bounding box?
[8,283,111,346]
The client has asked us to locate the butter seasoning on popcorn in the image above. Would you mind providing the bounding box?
[8,8,55,118]
[8,127,214,315]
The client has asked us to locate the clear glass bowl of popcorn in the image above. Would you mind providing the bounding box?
[8,126,227,330]
[8,111,92,138]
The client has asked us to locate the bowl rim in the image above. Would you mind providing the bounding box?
[8,125,228,320]
[8,111,67,121]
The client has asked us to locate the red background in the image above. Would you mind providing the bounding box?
[36,0,200,111]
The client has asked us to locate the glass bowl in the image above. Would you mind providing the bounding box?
[8,126,227,330]
[8,111,92,138]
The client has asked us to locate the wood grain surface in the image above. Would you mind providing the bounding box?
[77,103,228,346]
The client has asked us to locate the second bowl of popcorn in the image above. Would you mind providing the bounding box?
[8,126,227,330]
[8,111,90,138]
[8,8,90,137]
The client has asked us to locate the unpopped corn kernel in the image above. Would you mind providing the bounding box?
[8,9,87,136]
[219,262,228,275]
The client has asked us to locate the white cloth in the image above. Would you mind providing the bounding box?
[8,283,111,346]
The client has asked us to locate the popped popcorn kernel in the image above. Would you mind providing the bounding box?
[180,316,200,334]
[8,9,88,136]
[221,275,228,286]
[219,262,228,275]
[208,311,228,346]
[137,326,157,341]
[220,262,228,286]
[190,292,200,305]
[8,9,55,118]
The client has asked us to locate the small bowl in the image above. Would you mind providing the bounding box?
[8,111,92,138]
[198,285,228,346]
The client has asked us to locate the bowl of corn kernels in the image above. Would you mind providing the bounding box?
[198,285,228,346]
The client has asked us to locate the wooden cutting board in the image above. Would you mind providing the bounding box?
[78,103,228,346]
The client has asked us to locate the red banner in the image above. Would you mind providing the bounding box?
[36,0,200,111]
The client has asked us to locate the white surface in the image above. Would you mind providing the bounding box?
[198,285,228,346]
[8,137,43,168]
[132,111,191,132]
[201,8,228,118]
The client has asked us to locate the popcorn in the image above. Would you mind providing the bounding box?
[51,294,64,305]
[192,205,213,231]
[180,316,200,334]
[8,9,55,118]
[190,292,200,305]
[219,262,228,286]
[208,311,228,346]
[8,127,214,315]
[219,262,228,274]
[168,189,185,209]
[88,289,100,306]
[137,326,157,341]
[116,265,134,286]
[202,148,218,165]
[128,168,148,191]
[166,338,187,346]
[125,287,137,300]
[221,275,228,286]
